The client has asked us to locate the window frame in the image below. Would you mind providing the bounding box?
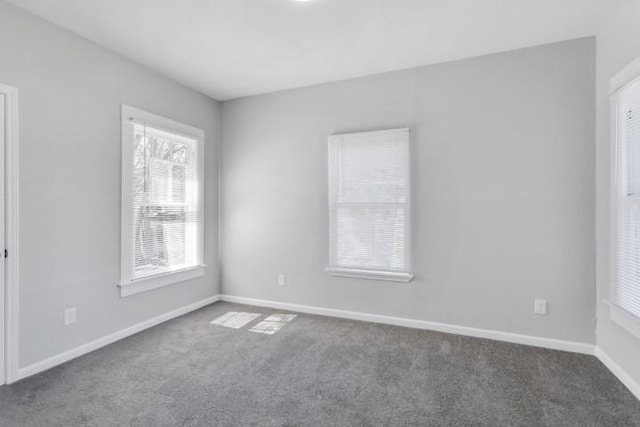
[326,128,413,283]
[120,105,205,297]
[609,56,640,340]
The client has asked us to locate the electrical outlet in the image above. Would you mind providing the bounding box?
[277,274,286,287]
[534,299,547,315]
[64,307,77,325]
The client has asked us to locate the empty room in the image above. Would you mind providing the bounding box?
[0,0,640,425]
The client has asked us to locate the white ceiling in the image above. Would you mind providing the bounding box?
[7,0,620,100]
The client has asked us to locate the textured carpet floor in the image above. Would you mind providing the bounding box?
[0,301,639,426]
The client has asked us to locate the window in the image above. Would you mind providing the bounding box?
[327,128,412,282]
[611,62,640,339]
[120,105,204,297]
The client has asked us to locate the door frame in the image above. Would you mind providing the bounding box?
[0,83,19,384]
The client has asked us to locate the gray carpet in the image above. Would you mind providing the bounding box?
[0,301,639,427]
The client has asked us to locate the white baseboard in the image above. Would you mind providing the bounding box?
[15,295,221,382]
[595,347,640,401]
[220,295,595,355]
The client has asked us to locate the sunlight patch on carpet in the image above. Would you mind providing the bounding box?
[210,312,262,329]
[249,314,297,335]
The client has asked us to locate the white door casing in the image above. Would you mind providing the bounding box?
[0,83,18,385]
[0,93,5,385]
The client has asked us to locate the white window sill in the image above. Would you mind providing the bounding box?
[605,300,640,340]
[119,265,205,297]
[326,267,413,283]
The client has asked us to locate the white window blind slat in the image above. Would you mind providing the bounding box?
[328,129,411,276]
[613,77,640,320]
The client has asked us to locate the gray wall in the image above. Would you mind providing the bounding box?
[0,0,221,367]
[222,38,596,344]
[595,0,640,387]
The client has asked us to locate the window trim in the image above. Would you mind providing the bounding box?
[606,301,640,341]
[609,57,640,337]
[326,267,413,283]
[119,105,205,297]
[119,266,205,297]
[327,128,413,282]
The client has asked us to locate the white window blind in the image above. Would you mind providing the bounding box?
[613,76,640,322]
[328,128,412,282]
[121,105,204,296]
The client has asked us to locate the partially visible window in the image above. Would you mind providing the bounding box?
[120,105,204,297]
[327,128,412,282]
[612,72,640,338]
